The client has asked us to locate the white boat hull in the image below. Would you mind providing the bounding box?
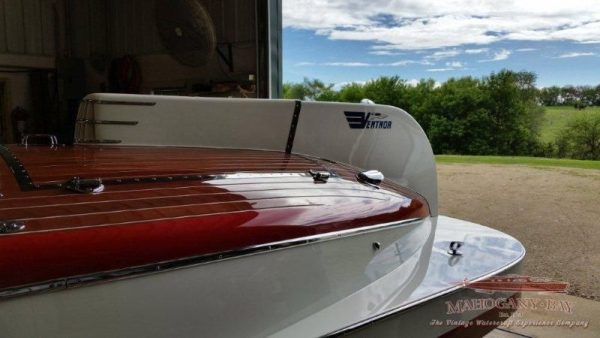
[0,216,524,337]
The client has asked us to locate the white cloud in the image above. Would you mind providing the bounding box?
[426,49,462,60]
[368,50,404,56]
[446,61,465,68]
[427,68,454,72]
[479,49,512,62]
[465,48,489,54]
[295,60,429,67]
[283,1,600,50]
[426,60,465,71]
[556,52,596,58]
[515,48,537,52]
[387,60,420,66]
[322,62,371,67]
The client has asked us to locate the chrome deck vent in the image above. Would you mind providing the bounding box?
[357,170,384,187]
[308,170,330,183]
[64,177,105,194]
[0,221,25,234]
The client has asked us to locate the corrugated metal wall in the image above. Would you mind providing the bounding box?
[67,0,257,58]
[0,0,257,59]
[0,0,57,56]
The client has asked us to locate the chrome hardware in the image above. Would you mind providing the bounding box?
[357,170,384,186]
[448,241,463,256]
[308,169,330,183]
[64,177,105,194]
[372,242,381,251]
[0,221,25,234]
[77,119,139,126]
[21,134,58,147]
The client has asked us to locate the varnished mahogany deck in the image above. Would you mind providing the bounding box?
[0,145,428,290]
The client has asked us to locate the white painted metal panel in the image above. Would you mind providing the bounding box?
[80,95,295,151]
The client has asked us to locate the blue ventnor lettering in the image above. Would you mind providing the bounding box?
[344,112,392,129]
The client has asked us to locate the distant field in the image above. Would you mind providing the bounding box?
[540,106,600,143]
[436,155,600,170]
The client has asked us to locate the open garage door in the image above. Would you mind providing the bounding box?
[0,0,282,144]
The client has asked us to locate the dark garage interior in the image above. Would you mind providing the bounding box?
[0,0,281,144]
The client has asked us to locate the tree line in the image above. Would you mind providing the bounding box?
[539,85,600,107]
[283,71,600,160]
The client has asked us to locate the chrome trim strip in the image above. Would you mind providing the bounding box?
[82,99,156,106]
[21,134,58,147]
[0,217,425,300]
[325,242,526,336]
[76,119,139,126]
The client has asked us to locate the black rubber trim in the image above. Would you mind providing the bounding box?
[285,100,302,154]
[0,145,36,191]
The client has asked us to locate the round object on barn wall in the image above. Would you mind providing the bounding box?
[155,0,217,67]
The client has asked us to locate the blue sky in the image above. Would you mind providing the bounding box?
[282,1,600,87]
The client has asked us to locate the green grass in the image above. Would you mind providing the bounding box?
[436,155,600,170]
[540,106,600,143]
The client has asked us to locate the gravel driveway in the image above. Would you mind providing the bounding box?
[437,163,600,301]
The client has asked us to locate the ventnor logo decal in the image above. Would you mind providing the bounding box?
[344,112,392,129]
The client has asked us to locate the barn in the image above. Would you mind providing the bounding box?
[0,0,282,144]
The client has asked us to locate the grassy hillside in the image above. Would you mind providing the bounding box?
[436,155,600,170]
[540,106,600,143]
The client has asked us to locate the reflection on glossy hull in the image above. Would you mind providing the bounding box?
[0,218,434,338]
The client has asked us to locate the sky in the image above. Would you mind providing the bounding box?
[282,0,600,88]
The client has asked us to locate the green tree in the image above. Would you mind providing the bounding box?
[539,86,562,106]
[283,78,334,100]
[362,76,410,108]
[283,82,309,100]
[556,113,600,160]
[483,70,541,155]
[405,79,437,132]
[337,82,365,103]
[425,77,494,154]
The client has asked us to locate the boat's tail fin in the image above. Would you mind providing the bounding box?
[76,94,437,216]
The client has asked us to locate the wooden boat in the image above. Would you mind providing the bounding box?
[0,94,525,337]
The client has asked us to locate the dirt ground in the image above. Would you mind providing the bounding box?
[437,163,600,301]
